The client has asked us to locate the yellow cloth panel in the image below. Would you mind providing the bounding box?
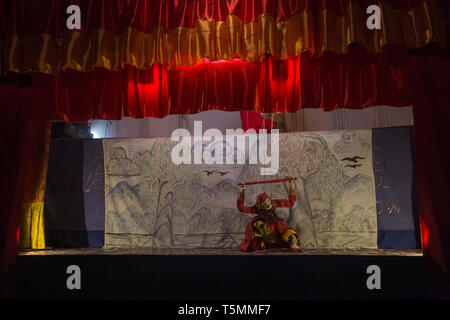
[2,0,446,75]
[19,202,45,250]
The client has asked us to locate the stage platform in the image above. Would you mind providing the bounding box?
[15,248,427,300]
[18,247,423,256]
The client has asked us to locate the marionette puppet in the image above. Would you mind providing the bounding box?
[237,177,303,252]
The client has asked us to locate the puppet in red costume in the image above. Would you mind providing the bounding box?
[237,180,303,252]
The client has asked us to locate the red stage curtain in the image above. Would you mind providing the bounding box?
[0,84,23,279]
[408,52,450,297]
[23,47,412,122]
[1,0,447,74]
[241,111,276,132]
[0,82,50,296]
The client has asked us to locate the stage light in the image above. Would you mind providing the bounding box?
[91,129,101,139]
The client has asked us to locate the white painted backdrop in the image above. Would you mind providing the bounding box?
[90,106,413,138]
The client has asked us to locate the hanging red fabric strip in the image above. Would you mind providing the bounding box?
[24,47,412,122]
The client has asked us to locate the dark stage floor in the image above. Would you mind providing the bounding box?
[18,247,423,256]
[12,247,429,300]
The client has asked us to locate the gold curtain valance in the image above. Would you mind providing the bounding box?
[1,0,448,76]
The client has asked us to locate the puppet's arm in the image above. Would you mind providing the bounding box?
[237,184,257,214]
[272,180,296,208]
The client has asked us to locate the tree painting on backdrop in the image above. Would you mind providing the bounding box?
[103,130,377,249]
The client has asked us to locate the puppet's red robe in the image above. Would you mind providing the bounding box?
[237,192,297,251]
